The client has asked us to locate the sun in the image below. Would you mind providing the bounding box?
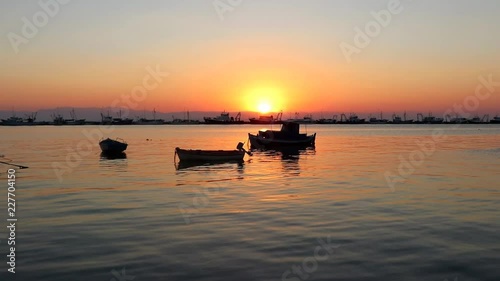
[257,102,271,114]
[243,85,286,113]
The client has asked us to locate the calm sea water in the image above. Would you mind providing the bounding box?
[0,125,499,281]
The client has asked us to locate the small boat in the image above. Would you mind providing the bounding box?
[248,121,316,149]
[99,138,128,154]
[175,142,250,162]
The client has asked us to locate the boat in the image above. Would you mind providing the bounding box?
[170,111,200,125]
[1,112,39,126]
[491,116,500,124]
[316,116,337,124]
[391,113,413,124]
[101,110,133,125]
[445,114,467,124]
[416,113,444,124]
[1,116,26,126]
[170,118,200,125]
[112,110,133,125]
[249,112,283,124]
[66,109,86,125]
[175,142,250,162]
[248,121,316,149]
[368,112,388,124]
[204,112,244,124]
[135,109,165,125]
[99,138,128,154]
[339,113,365,124]
[286,113,315,124]
[100,112,113,125]
[51,113,66,125]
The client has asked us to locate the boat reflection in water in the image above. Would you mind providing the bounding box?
[256,146,315,160]
[175,159,244,171]
[100,152,127,160]
[253,146,315,177]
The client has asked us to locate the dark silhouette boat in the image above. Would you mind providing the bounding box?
[416,113,444,124]
[490,116,500,124]
[135,109,165,125]
[204,112,244,124]
[391,112,413,124]
[248,121,316,149]
[101,110,133,125]
[339,113,365,124]
[99,138,128,154]
[249,112,283,124]
[175,142,250,162]
[1,112,37,126]
[368,112,388,124]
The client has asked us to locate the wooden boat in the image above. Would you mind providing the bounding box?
[248,121,316,149]
[175,142,250,162]
[99,138,128,154]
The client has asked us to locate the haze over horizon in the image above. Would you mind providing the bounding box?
[1,0,499,114]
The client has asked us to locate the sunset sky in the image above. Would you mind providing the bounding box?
[1,0,499,114]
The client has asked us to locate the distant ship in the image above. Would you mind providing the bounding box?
[286,113,315,124]
[491,116,500,124]
[391,113,413,124]
[468,115,489,124]
[1,112,38,126]
[417,113,444,124]
[204,112,244,124]
[249,112,283,124]
[446,115,467,124]
[135,109,165,125]
[170,111,200,125]
[368,112,388,124]
[316,115,337,124]
[339,113,365,124]
[101,110,133,125]
[51,113,66,125]
[66,109,86,125]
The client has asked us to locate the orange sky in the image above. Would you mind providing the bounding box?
[1,1,499,115]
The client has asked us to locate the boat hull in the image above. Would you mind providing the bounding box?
[175,148,245,162]
[99,139,128,153]
[248,133,316,149]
